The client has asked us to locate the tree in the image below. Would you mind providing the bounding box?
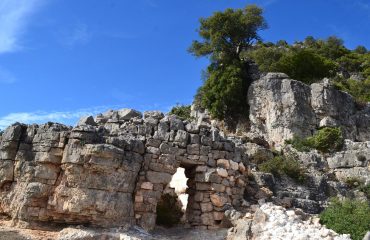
[244,45,284,72]
[189,5,267,120]
[354,45,367,54]
[317,36,349,60]
[189,5,267,62]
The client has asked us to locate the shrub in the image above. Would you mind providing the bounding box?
[359,184,370,199]
[285,136,312,152]
[258,156,306,183]
[286,127,344,153]
[156,194,183,227]
[320,198,370,240]
[169,104,192,121]
[334,78,370,103]
[274,49,337,84]
[308,127,344,153]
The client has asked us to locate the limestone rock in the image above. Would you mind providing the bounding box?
[77,116,97,126]
[248,74,370,148]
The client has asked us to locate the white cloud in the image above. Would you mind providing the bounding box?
[0,0,44,53]
[0,106,113,130]
[0,66,16,84]
[0,102,175,130]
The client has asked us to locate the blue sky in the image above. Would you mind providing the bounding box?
[0,0,369,129]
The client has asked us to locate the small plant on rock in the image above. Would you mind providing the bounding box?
[308,127,344,153]
[258,156,306,183]
[286,127,344,153]
[320,198,370,240]
[169,104,192,121]
[285,136,312,152]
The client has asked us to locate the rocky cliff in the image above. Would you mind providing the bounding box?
[0,73,369,239]
[248,73,370,149]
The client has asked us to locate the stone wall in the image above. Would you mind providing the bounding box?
[0,109,249,230]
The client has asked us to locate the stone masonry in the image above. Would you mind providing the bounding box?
[0,109,248,230]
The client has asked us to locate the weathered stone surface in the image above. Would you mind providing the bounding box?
[228,203,351,240]
[118,109,143,121]
[6,84,367,234]
[210,194,228,207]
[146,171,172,184]
[77,116,97,126]
[248,74,370,148]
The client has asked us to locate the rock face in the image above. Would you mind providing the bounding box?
[327,140,370,184]
[0,109,249,230]
[248,73,370,148]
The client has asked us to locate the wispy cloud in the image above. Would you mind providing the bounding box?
[0,0,45,54]
[0,66,16,84]
[0,102,176,130]
[0,106,111,129]
[60,23,92,47]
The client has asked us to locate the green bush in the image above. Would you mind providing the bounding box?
[258,156,306,183]
[200,62,250,120]
[274,49,337,84]
[286,127,344,153]
[320,198,370,240]
[169,104,192,121]
[308,127,344,153]
[334,78,370,103]
[359,184,370,199]
[156,194,183,227]
[285,136,312,152]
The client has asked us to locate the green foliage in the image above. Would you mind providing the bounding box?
[286,127,344,153]
[359,184,370,199]
[274,49,336,84]
[354,45,368,54]
[243,45,284,72]
[190,5,370,119]
[307,127,344,153]
[285,136,312,152]
[334,78,370,103]
[320,198,370,240]
[315,36,350,60]
[156,194,184,227]
[189,4,267,120]
[169,104,192,120]
[189,5,267,62]
[246,36,369,90]
[201,62,249,119]
[258,156,306,183]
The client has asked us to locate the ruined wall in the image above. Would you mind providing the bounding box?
[0,109,248,230]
